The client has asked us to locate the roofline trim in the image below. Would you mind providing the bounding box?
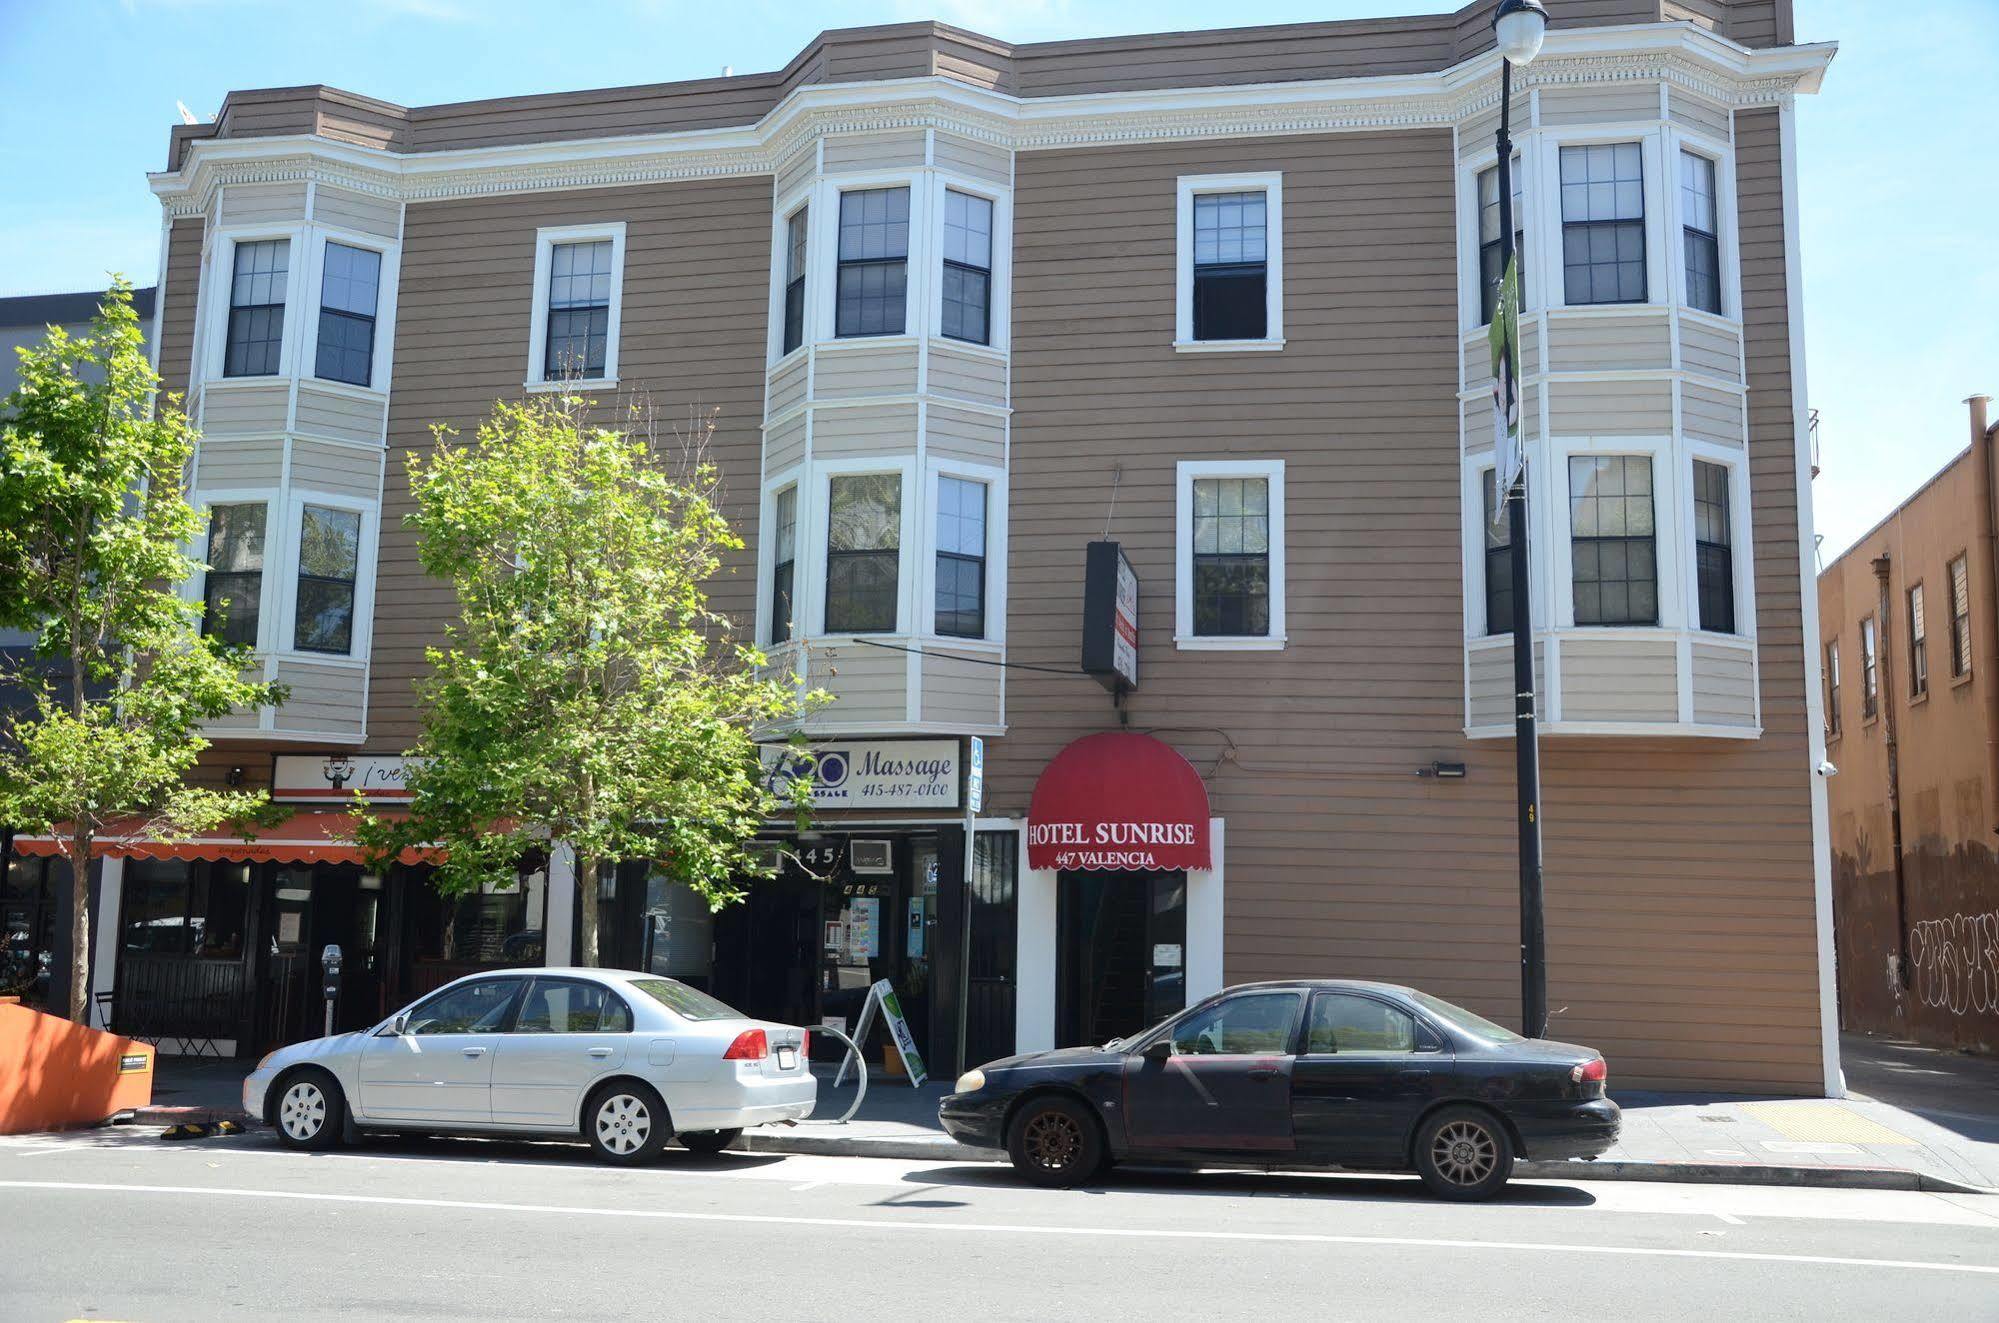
[150,26,1834,216]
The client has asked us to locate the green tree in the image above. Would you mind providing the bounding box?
[0,282,283,1022]
[357,394,815,965]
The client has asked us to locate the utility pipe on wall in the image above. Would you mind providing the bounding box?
[1970,394,1999,836]
[1871,554,1910,991]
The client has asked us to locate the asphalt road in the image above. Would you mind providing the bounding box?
[2,1126,1996,1322]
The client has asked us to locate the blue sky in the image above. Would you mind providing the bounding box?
[1,0,1992,556]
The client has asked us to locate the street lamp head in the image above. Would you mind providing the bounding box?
[1493,0,1550,67]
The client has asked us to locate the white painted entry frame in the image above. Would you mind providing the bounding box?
[1010,816,1226,1055]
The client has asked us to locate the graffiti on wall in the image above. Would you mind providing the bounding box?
[1908,910,1999,1018]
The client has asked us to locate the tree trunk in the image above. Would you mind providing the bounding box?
[65,835,92,1025]
[576,852,599,968]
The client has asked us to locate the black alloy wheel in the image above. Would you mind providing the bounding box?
[1006,1096,1105,1189]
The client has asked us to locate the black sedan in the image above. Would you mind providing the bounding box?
[940,980,1619,1200]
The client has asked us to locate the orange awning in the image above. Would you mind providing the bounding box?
[11,810,438,866]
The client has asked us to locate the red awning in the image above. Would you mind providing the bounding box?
[1027,732,1212,873]
[11,810,437,866]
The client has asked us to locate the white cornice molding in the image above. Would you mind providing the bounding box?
[151,25,1834,216]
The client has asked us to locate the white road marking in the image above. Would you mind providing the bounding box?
[791,1181,825,1192]
[2,1180,1994,1277]
[1714,1212,1745,1226]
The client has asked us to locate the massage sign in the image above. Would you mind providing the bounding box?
[1026,731,1213,874]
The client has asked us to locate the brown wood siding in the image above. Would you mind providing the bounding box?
[366,177,773,751]
[156,220,204,401]
[998,123,1820,1093]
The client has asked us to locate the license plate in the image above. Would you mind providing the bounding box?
[777,1046,798,1070]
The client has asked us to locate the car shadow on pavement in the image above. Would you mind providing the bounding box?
[349,1131,793,1173]
[899,1163,1598,1207]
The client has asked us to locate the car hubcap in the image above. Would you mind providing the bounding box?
[280,1082,325,1141]
[596,1095,651,1155]
[1023,1111,1081,1171]
[1432,1120,1498,1186]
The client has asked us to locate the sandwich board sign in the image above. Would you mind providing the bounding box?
[833,978,928,1089]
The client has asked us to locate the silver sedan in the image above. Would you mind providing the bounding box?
[243,967,816,1163]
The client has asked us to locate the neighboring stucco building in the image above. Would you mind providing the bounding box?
[1820,396,1999,1056]
[15,1,1843,1093]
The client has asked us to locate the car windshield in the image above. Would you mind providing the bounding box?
[1409,989,1523,1044]
[626,977,745,1022]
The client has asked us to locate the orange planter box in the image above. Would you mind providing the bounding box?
[0,997,154,1135]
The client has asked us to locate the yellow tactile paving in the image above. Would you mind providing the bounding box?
[1738,1102,1918,1146]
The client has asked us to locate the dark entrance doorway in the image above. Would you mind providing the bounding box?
[710,867,824,1032]
[1056,869,1186,1049]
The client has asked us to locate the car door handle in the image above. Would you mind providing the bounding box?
[1397,1069,1432,1083]
[587,1047,613,1058]
[461,1046,487,1058]
[1247,1067,1280,1081]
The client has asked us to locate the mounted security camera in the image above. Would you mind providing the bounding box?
[1817,760,1838,777]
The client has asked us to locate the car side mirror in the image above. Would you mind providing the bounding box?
[1142,1038,1173,1062]
[386,1012,410,1037]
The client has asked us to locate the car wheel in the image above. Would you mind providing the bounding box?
[1006,1095,1105,1189]
[272,1069,345,1152]
[677,1128,743,1156]
[585,1081,670,1165]
[1414,1105,1515,1201]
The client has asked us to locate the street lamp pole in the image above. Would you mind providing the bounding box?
[1493,0,1549,1039]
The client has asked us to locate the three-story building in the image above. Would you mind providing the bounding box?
[32,0,1838,1092]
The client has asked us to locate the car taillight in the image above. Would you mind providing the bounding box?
[799,1030,810,1057]
[1571,1057,1607,1085]
[723,1029,769,1061]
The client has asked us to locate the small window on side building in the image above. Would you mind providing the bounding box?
[1860,615,1879,718]
[1908,583,1928,698]
[1949,554,1972,678]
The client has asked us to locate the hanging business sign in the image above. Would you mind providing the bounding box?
[271,755,421,802]
[1079,540,1139,693]
[761,739,960,811]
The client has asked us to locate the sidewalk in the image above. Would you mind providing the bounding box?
[141,1049,1999,1194]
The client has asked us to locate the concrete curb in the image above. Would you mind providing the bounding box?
[736,1129,1999,1196]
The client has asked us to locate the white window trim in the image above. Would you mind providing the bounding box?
[1550,435,1684,631]
[766,197,814,368]
[1664,131,1741,323]
[929,175,1013,356]
[756,468,806,649]
[524,221,627,391]
[301,226,402,396]
[819,173,928,346]
[1175,459,1287,650]
[1684,438,1756,642]
[920,457,1008,645]
[1457,146,1536,332]
[811,454,919,638]
[188,489,280,653]
[1539,130,1667,313]
[1175,172,1285,352]
[273,487,380,665]
[201,227,311,383]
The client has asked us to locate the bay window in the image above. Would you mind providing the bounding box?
[935,476,986,638]
[1680,150,1722,315]
[781,208,808,355]
[825,473,900,633]
[1478,159,1524,325]
[1560,143,1646,306]
[836,188,909,338]
[201,502,267,646]
[223,239,289,377]
[315,241,381,387]
[1568,454,1657,626]
[294,504,362,654]
[941,190,994,346]
[1693,459,1735,634]
[770,486,797,645]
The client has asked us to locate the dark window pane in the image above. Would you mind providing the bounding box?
[1478,161,1525,324]
[835,259,906,337]
[935,476,986,639]
[782,208,808,354]
[545,305,609,379]
[1193,266,1266,341]
[770,486,797,645]
[1483,469,1515,635]
[1693,461,1734,634]
[314,308,375,386]
[408,979,521,1035]
[224,239,288,377]
[202,503,266,644]
[294,577,355,654]
[1684,230,1721,315]
[515,979,622,1033]
[826,550,899,633]
[1569,455,1657,626]
[1561,144,1645,307]
[942,263,990,344]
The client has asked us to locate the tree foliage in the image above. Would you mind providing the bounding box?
[356,394,816,965]
[0,282,283,1022]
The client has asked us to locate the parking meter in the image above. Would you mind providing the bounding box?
[320,944,343,1037]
